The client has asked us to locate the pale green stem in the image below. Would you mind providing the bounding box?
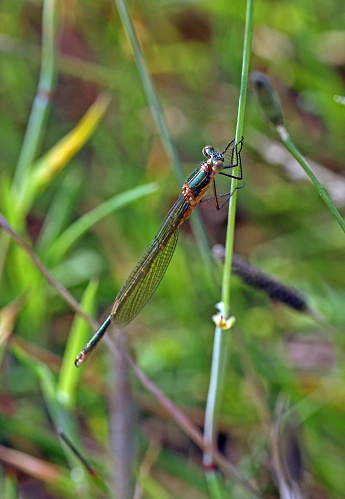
[0,0,59,280]
[277,125,345,235]
[203,0,254,480]
[12,0,59,196]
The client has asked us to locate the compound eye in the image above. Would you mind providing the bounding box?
[202,145,213,158]
[213,159,224,172]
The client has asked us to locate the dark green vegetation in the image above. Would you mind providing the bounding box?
[1,0,345,497]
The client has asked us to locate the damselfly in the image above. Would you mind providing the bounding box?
[75,138,243,367]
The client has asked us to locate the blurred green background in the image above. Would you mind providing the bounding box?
[1,0,345,497]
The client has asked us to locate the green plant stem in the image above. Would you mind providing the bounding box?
[277,125,345,235]
[113,0,216,291]
[12,0,59,195]
[203,0,253,473]
[113,0,183,184]
[0,0,59,281]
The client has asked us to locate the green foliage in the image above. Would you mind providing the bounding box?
[1,0,345,497]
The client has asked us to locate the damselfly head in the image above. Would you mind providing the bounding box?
[202,145,214,158]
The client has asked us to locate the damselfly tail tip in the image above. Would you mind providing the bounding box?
[74,316,112,367]
[75,351,87,368]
